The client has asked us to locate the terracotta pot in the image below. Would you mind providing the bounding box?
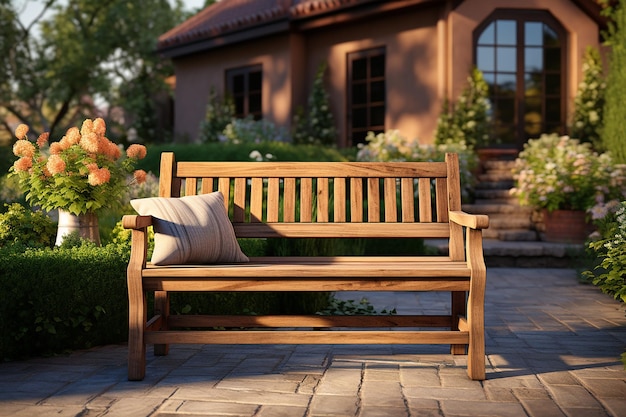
[542,209,591,243]
[56,209,101,246]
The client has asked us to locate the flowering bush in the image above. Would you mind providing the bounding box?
[356,130,478,201]
[222,116,290,144]
[570,47,605,149]
[511,134,626,212]
[9,119,148,215]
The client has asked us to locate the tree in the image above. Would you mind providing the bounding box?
[602,0,626,163]
[0,0,188,142]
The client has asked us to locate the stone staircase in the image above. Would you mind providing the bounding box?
[427,153,587,267]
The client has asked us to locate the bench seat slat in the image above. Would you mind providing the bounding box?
[233,222,450,238]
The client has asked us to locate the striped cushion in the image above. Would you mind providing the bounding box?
[130,192,249,266]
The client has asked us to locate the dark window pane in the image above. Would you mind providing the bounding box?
[352,83,367,104]
[370,80,385,102]
[525,47,543,72]
[249,93,261,114]
[525,22,543,46]
[370,55,385,77]
[352,108,367,128]
[233,74,244,93]
[496,20,516,45]
[544,25,559,46]
[545,74,561,95]
[545,48,561,71]
[353,58,367,80]
[249,71,262,90]
[370,106,385,126]
[477,46,495,72]
[496,47,516,72]
[496,98,515,123]
[478,22,495,45]
[525,73,543,96]
[496,73,516,96]
[546,98,561,123]
[234,96,244,116]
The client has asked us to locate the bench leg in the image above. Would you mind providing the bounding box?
[154,291,170,356]
[127,284,147,381]
[450,291,466,355]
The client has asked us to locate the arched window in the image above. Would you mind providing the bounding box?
[475,11,566,148]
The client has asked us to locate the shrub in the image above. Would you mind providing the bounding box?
[356,130,478,201]
[0,203,56,248]
[570,46,606,149]
[222,116,291,144]
[198,87,235,143]
[435,67,492,149]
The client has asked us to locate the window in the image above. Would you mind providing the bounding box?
[226,65,262,120]
[475,11,565,147]
[347,48,386,146]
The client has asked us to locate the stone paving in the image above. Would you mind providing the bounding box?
[0,267,625,417]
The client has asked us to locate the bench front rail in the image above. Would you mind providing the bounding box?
[124,152,489,381]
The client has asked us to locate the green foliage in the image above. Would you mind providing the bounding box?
[511,134,626,212]
[0,203,56,248]
[435,68,492,149]
[585,201,626,302]
[602,0,626,163]
[198,87,236,142]
[293,62,337,145]
[570,47,606,149]
[0,0,187,138]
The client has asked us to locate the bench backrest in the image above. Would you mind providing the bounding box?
[158,152,464,254]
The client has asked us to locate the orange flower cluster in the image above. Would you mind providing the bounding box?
[10,118,149,215]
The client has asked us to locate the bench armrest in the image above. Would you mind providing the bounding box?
[122,214,153,229]
[449,211,489,230]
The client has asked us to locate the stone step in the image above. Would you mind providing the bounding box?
[464,203,531,215]
[488,214,532,230]
[474,180,515,190]
[474,189,517,201]
[488,229,538,241]
[424,238,586,268]
[478,171,514,183]
[483,160,516,171]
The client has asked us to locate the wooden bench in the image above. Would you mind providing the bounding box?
[123,152,489,381]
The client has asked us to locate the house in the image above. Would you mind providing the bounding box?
[157,0,605,149]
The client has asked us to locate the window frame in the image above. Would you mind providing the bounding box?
[473,10,567,148]
[225,64,263,120]
[347,47,386,146]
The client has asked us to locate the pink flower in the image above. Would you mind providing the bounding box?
[93,118,106,136]
[88,167,111,186]
[49,142,63,155]
[80,119,94,137]
[14,124,29,139]
[12,139,36,157]
[126,144,147,159]
[47,154,67,175]
[80,132,100,153]
[13,156,33,172]
[65,127,81,145]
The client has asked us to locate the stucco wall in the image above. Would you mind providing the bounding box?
[173,35,292,142]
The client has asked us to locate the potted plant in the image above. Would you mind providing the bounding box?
[511,134,626,242]
[9,118,147,245]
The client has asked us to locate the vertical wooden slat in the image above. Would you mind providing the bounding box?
[267,178,280,222]
[218,177,230,212]
[317,178,329,222]
[200,177,214,194]
[250,177,264,222]
[185,178,198,196]
[436,178,448,222]
[419,178,432,222]
[401,178,415,222]
[384,178,397,222]
[233,177,247,222]
[159,152,176,198]
[300,178,313,222]
[350,178,363,222]
[334,178,346,222]
[368,178,380,222]
[283,178,296,222]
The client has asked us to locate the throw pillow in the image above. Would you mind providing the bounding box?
[130,192,249,265]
